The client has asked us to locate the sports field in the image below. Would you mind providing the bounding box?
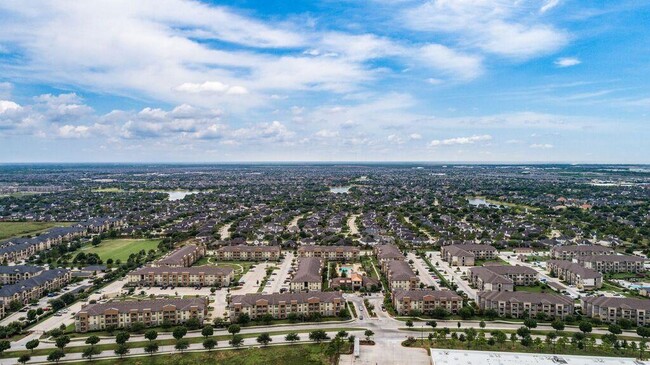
[81,238,160,261]
[0,221,73,240]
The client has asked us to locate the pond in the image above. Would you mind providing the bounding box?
[330,186,352,194]
[468,198,501,208]
[165,191,199,201]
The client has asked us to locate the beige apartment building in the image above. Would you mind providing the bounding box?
[477,291,574,319]
[582,296,650,326]
[383,260,419,291]
[577,254,645,273]
[297,245,360,261]
[392,289,462,315]
[547,260,602,289]
[228,292,345,321]
[154,245,205,267]
[290,257,322,292]
[127,266,235,287]
[550,245,614,260]
[75,298,208,332]
[216,245,281,261]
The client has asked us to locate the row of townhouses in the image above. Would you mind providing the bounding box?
[550,245,615,260]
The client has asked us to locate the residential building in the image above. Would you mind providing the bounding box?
[582,296,650,326]
[216,245,281,261]
[392,289,462,315]
[330,272,379,291]
[0,265,45,285]
[0,269,71,306]
[383,260,419,291]
[154,245,205,267]
[550,245,615,260]
[468,264,538,292]
[228,292,345,321]
[297,245,360,261]
[127,266,234,287]
[477,291,574,319]
[374,244,404,263]
[75,298,208,332]
[577,255,645,273]
[547,260,602,289]
[290,257,322,292]
[441,244,497,266]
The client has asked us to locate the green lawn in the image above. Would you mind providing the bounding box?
[60,344,334,365]
[0,221,73,240]
[514,284,553,293]
[80,238,160,261]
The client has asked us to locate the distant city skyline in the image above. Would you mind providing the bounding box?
[0,0,649,163]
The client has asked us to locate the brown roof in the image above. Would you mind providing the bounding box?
[292,257,322,283]
[468,267,513,285]
[551,245,614,254]
[393,289,462,302]
[547,260,601,279]
[478,291,573,305]
[386,260,416,281]
[130,266,234,276]
[298,245,360,253]
[375,244,404,260]
[579,254,645,263]
[156,245,202,265]
[79,298,206,316]
[583,296,650,311]
[230,291,344,306]
[217,245,280,253]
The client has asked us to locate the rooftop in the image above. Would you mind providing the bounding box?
[430,349,642,365]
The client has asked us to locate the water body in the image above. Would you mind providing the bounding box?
[330,186,352,194]
[166,191,199,201]
[468,198,501,208]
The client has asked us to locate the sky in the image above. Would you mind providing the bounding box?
[0,0,649,163]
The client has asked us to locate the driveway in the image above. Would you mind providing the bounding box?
[407,252,439,289]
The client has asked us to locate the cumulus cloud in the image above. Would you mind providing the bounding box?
[409,133,422,140]
[555,57,581,67]
[419,44,483,80]
[0,100,21,114]
[429,134,492,147]
[175,81,248,95]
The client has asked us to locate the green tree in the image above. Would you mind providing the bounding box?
[579,321,592,335]
[479,321,486,330]
[47,349,65,363]
[551,319,565,333]
[309,330,329,343]
[144,329,158,342]
[85,335,100,348]
[115,331,130,345]
[285,332,300,343]
[257,332,272,347]
[229,334,244,347]
[524,318,537,329]
[18,354,30,365]
[228,324,241,337]
[81,346,100,361]
[114,344,129,359]
[203,338,217,351]
[144,342,159,356]
[459,306,474,320]
[608,324,622,335]
[0,340,10,355]
[54,336,70,350]
[173,326,187,340]
[337,330,349,338]
[405,320,414,328]
[202,325,214,338]
[364,329,375,341]
[175,339,190,353]
[516,326,531,339]
[26,339,40,353]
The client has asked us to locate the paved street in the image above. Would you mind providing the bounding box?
[426,251,477,300]
[407,252,439,289]
[267,252,294,294]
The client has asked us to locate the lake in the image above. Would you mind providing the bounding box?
[330,186,352,194]
[468,198,501,208]
[166,191,199,201]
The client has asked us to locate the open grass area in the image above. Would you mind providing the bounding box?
[80,238,160,261]
[514,283,553,293]
[0,221,73,240]
[61,344,334,365]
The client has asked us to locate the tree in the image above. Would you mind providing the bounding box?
[175,339,190,353]
[172,326,187,340]
[637,327,650,339]
[18,354,30,365]
[459,306,474,320]
[285,332,300,343]
[202,325,214,338]
[228,324,241,337]
[524,318,537,329]
[230,334,244,347]
[203,338,217,351]
[551,319,565,333]
[491,330,507,348]
[517,326,531,339]
[464,328,477,349]
[185,317,201,330]
[82,346,100,361]
[145,329,158,342]
[55,336,70,350]
[144,342,159,356]
[608,324,622,335]
[114,344,129,358]
[510,333,518,348]
[47,349,65,363]
[236,313,251,325]
[337,330,349,338]
[479,321,486,330]
[26,339,40,353]
[85,335,100,348]
[579,321,592,335]
[128,321,146,333]
[309,330,329,343]
[257,332,272,347]
[115,331,130,345]
[324,337,345,363]
[0,340,10,355]
[364,329,375,341]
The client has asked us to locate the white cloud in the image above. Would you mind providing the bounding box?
[429,134,492,147]
[409,133,422,140]
[540,0,561,14]
[175,81,248,95]
[419,44,483,80]
[0,100,21,114]
[555,57,581,67]
[58,124,91,138]
[315,129,340,138]
[530,143,554,149]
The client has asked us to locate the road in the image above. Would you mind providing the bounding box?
[407,252,439,289]
[347,213,360,236]
[427,251,477,300]
[267,252,294,294]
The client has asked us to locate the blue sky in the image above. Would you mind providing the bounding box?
[0,0,649,163]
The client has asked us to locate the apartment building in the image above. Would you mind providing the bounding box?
[582,296,650,326]
[577,254,645,273]
[550,245,614,260]
[0,265,45,285]
[290,257,322,292]
[330,272,379,291]
[477,291,574,319]
[468,264,538,292]
[216,245,281,261]
[547,260,602,289]
[127,266,235,287]
[75,298,208,332]
[297,245,360,261]
[0,269,71,306]
[383,260,419,291]
[374,244,404,263]
[392,289,462,315]
[228,292,345,321]
[440,244,497,266]
[154,245,205,267]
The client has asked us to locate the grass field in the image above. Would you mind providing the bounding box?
[80,238,160,261]
[34,344,334,365]
[0,221,73,240]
